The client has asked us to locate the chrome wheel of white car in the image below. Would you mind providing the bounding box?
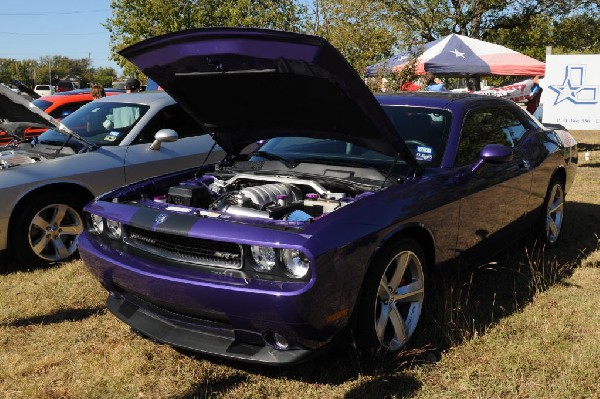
[356,238,427,353]
[543,178,565,246]
[12,194,86,266]
[28,203,83,261]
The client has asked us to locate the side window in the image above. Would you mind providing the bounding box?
[135,105,205,144]
[49,101,90,119]
[455,107,525,166]
[499,110,528,146]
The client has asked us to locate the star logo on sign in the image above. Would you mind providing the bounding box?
[549,65,599,105]
[450,49,465,58]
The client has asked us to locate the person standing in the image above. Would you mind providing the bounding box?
[525,75,543,116]
[110,77,142,129]
[125,77,141,93]
[426,77,446,91]
[90,84,106,100]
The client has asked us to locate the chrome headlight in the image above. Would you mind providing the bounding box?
[89,214,104,235]
[281,249,310,279]
[106,219,123,239]
[250,245,276,272]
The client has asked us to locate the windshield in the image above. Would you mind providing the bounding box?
[37,101,149,148]
[32,99,53,111]
[256,106,450,169]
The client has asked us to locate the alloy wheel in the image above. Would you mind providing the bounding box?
[28,203,84,262]
[374,250,425,351]
[546,183,564,245]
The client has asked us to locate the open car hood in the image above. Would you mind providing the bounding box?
[120,28,417,165]
[0,84,92,145]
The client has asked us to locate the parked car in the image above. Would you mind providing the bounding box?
[34,84,54,97]
[55,80,77,93]
[0,85,222,266]
[1,83,20,94]
[79,28,578,365]
[0,90,123,145]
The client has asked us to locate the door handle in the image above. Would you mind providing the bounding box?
[519,159,531,170]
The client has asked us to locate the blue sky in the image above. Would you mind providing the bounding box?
[0,0,121,72]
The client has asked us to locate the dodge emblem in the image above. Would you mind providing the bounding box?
[155,213,168,224]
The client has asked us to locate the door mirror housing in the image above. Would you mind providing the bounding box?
[480,144,513,163]
[149,129,179,150]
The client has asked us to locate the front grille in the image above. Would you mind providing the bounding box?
[124,225,243,269]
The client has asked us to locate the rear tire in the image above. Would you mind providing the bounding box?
[11,194,85,266]
[355,238,428,353]
[539,177,565,246]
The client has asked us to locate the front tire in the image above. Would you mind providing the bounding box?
[355,238,428,353]
[12,194,85,266]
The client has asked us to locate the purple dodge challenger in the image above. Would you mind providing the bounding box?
[79,28,577,365]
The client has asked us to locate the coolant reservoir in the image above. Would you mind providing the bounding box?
[303,193,340,216]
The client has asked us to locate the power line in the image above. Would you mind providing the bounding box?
[0,9,109,16]
[0,31,105,36]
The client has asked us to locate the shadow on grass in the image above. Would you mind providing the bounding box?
[0,254,79,276]
[577,142,600,153]
[172,201,600,398]
[343,375,421,398]
[4,306,105,328]
[415,200,600,355]
[175,344,423,399]
[174,374,250,399]
[579,162,600,168]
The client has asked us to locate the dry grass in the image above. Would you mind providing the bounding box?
[0,131,599,398]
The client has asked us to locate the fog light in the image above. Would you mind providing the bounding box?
[265,331,289,350]
[106,219,122,239]
[281,249,310,279]
[250,245,276,272]
[89,214,104,235]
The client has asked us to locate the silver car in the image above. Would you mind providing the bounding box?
[0,85,222,266]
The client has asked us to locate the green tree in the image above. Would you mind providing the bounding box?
[487,12,600,60]
[308,0,398,73]
[0,58,15,84]
[383,0,595,42]
[1,56,104,88]
[93,67,118,88]
[104,0,305,76]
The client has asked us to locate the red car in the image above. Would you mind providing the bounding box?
[0,90,121,145]
[55,81,77,93]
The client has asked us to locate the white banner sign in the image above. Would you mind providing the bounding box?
[542,54,600,130]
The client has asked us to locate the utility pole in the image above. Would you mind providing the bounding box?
[48,58,52,86]
[88,52,93,85]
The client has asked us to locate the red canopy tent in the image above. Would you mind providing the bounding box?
[366,34,545,77]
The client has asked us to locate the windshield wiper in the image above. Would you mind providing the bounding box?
[294,157,383,170]
[251,150,297,168]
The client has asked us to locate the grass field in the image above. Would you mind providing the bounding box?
[1,131,598,399]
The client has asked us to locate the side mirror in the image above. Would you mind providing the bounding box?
[479,144,513,163]
[468,144,513,174]
[149,129,179,151]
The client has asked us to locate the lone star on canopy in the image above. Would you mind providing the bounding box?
[450,49,465,58]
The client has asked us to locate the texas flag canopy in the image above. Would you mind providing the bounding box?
[366,34,545,77]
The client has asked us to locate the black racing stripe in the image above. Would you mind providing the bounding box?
[129,207,198,236]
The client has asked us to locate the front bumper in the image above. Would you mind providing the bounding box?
[79,231,356,365]
[106,290,316,364]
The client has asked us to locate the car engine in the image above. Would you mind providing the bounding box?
[0,150,44,169]
[160,172,371,222]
